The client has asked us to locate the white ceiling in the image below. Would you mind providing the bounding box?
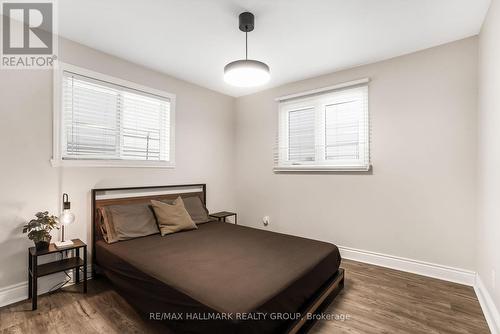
[58,0,490,97]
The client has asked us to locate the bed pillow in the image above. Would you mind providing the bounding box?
[101,203,159,242]
[98,207,118,244]
[182,196,210,224]
[151,197,198,236]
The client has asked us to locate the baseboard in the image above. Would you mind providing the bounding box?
[338,246,476,286]
[0,265,92,308]
[475,275,500,334]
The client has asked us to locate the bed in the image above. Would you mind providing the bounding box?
[92,184,344,334]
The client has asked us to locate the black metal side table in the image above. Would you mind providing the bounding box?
[28,238,87,310]
[210,211,237,224]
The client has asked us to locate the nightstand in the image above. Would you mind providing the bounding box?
[28,239,87,310]
[210,211,237,224]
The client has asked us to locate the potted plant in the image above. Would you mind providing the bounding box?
[22,211,59,251]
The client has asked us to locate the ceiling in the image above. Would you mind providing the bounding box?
[58,0,490,97]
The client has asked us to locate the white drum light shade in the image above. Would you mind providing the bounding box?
[224,59,270,87]
[224,12,271,87]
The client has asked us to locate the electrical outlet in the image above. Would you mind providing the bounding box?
[262,216,270,226]
[492,269,496,290]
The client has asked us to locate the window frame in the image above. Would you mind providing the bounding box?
[52,62,176,168]
[275,81,370,172]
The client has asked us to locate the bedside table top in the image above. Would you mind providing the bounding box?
[209,211,236,218]
[29,239,85,256]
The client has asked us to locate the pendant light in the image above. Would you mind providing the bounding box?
[224,12,270,87]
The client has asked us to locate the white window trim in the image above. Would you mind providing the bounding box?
[275,78,370,102]
[274,79,371,173]
[51,62,176,168]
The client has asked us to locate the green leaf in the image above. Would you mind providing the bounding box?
[24,211,60,240]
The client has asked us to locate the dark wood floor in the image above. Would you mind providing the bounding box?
[0,260,490,334]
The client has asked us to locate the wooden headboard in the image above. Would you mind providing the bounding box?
[91,184,206,274]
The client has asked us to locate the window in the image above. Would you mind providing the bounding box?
[275,81,369,171]
[52,63,175,167]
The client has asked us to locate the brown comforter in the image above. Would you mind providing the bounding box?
[96,221,341,334]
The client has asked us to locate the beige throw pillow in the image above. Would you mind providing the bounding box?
[151,197,198,236]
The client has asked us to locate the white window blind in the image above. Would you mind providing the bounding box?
[275,83,370,171]
[288,107,315,162]
[60,70,173,166]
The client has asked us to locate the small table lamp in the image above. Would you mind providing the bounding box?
[55,193,75,248]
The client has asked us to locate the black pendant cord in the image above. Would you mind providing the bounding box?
[245,31,248,60]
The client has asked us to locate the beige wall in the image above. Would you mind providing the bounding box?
[234,37,478,270]
[478,0,500,319]
[0,32,483,297]
[0,37,236,289]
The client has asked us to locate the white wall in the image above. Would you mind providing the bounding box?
[477,0,500,327]
[0,37,236,290]
[234,37,478,271]
[0,29,486,309]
